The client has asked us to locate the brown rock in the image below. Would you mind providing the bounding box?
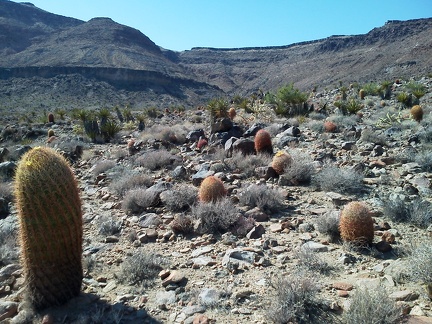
[332,282,354,291]
[337,290,349,297]
[162,270,185,287]
[193,314,210,324]
[389,290,419,301]
[375,240,392,253]
[381,231,396,244]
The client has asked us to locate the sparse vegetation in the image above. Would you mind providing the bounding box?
[343,285,403,324]
[312,164,364,194]
[238,184,285,213]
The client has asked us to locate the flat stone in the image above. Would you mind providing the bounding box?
[182,305,206,316]
[333,282,353,291]
[191,246,213,258]
[102,280,117,293]
[155,290,176,306]
[302,241,328,252]
[192,257,217,267]
[269,223,283,233]
[388,290,419,301]
[199,288,220,306]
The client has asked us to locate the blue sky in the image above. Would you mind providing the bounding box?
[28,0,432,51]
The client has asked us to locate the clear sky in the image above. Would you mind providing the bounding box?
[27,0,432,51]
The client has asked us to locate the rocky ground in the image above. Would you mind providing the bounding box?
[0,78,432,323]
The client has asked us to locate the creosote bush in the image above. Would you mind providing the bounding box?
[312,164,364,194]
[406,240,432,285]
[238,184,285,213]
[343,285,403,324]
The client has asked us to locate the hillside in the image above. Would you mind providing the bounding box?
[0,0,431,110]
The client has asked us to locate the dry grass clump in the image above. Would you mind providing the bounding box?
[414,149,432,172]
[315,211,341,242]
[266,272,330,324]
[92,159,116,176]
[109,171,153,197]
[238,184,285,213]
[122,188,159,214]
[191,198,239,234]
[382,196,432,228]
[134,149,178,171]
[281,149,315,184]
[406,240,432,285]
[225,151,272,177]
[360,128,388,146]
[95,213,122,236]
[312,164,364,195]
[343,285,403,324]
[161,184,198,212]
[294,246,334,275]
[117,251,169,288]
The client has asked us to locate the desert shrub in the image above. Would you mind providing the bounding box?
[418,126,432,143]
[109,171,153,197]
[191,198,239,234]
[406,240,432,284]
[170,214,194,234]
[122,188,159,214]
[409,199,432,228]
[315,211,341,242]
[396,92,412,107]
[360,128,388,146]
[162,184,198,212]
[334,98,363,115]
[312,164,364,195]
[266,273,329,324]
[238,184,285,213]
[306,120,325,133]
[117,251,169,287]
[95,213,122,236]
[406,81,427,100]
[135,149,177,171]
[382,196,432,228]
[294,246,334,275]
[282,149,315,184]
[92,159,116,176]
[328,114,359,127]
[361,82,381,96]
[343,285,403,324]
[415,149,432,172]
[225,151,272,177]
[309,112,327,120]
[264,83,309,117]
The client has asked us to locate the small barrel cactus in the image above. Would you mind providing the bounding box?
[339,201,374,246]
[323,121,337,133]
[14,147,83,310]
[410,105,423,122]
[228,107,237,120]
[254,129,273,155]
[359,89,365,100]
[272,151,292,175]
[47,129,55,137]
[198,175,227,203]
[48,113,54,123]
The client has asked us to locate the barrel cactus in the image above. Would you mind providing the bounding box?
[14,147,83,310]
[198,175,227,203]
[272,151,292,175]
[410,105,423,122]
[228,107,237,120]
[359,89,365,100]
[339,201,374,246]
[254,129,273,155]
[48,113,54,123]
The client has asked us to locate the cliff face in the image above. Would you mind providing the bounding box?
[0,0,431,109]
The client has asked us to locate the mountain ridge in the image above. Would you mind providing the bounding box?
[0,0,431,109]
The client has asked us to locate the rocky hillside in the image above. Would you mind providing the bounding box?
[0,76,431,323]
[0,0,431,110]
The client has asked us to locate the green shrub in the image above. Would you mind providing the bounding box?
[264,83,309,117]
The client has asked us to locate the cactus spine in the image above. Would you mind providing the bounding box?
[254,129,273,155]
[14,147,83,310]
[198,175,227,203]
[339,201,374,246]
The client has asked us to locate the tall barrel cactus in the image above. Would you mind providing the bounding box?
[14,147,83,310]
[339,201,374,246]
